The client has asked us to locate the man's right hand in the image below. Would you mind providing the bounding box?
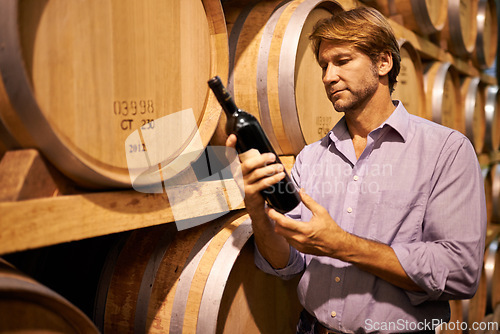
[225,133,291,269]
[225,134,286,215]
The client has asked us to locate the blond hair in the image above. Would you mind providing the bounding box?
[309,6,401,93]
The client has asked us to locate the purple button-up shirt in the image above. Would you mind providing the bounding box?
[255,101,487,333]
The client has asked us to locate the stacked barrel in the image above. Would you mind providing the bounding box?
[359,0,500,332]
[0,0,499,333]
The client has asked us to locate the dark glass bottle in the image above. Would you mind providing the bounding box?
[208,75,301,213]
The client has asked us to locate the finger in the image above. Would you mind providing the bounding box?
[225,134,237,148]
[245,163,284,185]
[299,188,326,216]
[225,135,241,173]
[268,208,305,234]
[246,171,286,194]
[240,152,276,175]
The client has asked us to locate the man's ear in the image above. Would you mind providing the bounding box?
[378,52,393,77]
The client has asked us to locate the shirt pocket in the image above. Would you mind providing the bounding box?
[368,190,426,245]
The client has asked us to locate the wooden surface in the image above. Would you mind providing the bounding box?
[295,3,344,146]
[221,0,285,153]
[465,266,488,328]
[217,237,302,334]
[485,238,500,313]
[473,0,498,70]
[361,0,447,35]
[96,210,302,334]
[0,148,307,256]
[0,0,228,188]
[266,0,344,156]
[0,149,59,201]
[484,166,494,226]
[388,18,496,85]
[265,0,297,155]
[0,167,244,255]
[98,211,251,333]
[392,40,428,119]
[440,300,464,334]
[441,0,478,58]
[485,87,500,154]
[462,77,487,155]
[424,61,464,133]
[222,0,347,156]
[226,0,281,123]
[0,258,99,333]
[0,0,498,260]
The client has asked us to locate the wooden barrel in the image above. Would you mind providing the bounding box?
[495,304,500,328]
[0,0,228,188]
[485,239,500,313]
[483,166,494,226]
[462,265,488,334]
[462,77,487,154]
[392,39,429,119]
[217,0,288,149]
[475,312,498,334]
[0,142,6,160]
[0,70,23,161]
[463,238,500,334]
[438,300,464,334]
[473,0,498,70]
[0,258,99,333]
[94,210,303,334]
[360,0,447,35]
[424,62,464,133]
[484,86,500,153]
[489,164,500,224]
[221,0,344,156]
[443,0,478,58]
[472,305,500,334]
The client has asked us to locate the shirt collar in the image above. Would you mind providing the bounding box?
[328,100,409,144]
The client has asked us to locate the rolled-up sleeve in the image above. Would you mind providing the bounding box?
[254,243,305,280]
[392,136,487,305]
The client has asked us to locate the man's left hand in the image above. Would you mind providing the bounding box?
[267,189,349,259]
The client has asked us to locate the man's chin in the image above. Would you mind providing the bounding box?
[332,102,351,114]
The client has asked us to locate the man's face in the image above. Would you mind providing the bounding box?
[318,40,380,114]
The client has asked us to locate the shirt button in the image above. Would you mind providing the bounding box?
[335,276,341,283]
[331,311,337,318]
[347,207,353,213]
[353,175,359,181]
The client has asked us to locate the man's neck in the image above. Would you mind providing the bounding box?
[344,93,395,159]
[344,92,395,138]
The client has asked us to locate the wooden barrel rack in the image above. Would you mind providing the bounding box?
[0,0,498,333]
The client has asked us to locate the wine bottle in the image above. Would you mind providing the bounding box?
[208,75,301,213]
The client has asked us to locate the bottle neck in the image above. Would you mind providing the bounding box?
[207,76,240,118]
[221,97,239,118]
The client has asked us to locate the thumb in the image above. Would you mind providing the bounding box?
[299,188,324,215]
[226,134,237,148]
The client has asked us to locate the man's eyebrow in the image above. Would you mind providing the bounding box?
[333,52,352,58]
[319,52,352,63]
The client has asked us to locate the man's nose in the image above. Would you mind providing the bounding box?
[322,64,340,85]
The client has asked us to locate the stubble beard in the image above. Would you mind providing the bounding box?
[332,83,378,114]
[331,65,379,114]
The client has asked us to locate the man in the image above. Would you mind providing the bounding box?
[226,6,486,334]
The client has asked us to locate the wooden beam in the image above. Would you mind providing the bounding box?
[0,179,245,255]
[0,150,59,201]
[0,149,84,201]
